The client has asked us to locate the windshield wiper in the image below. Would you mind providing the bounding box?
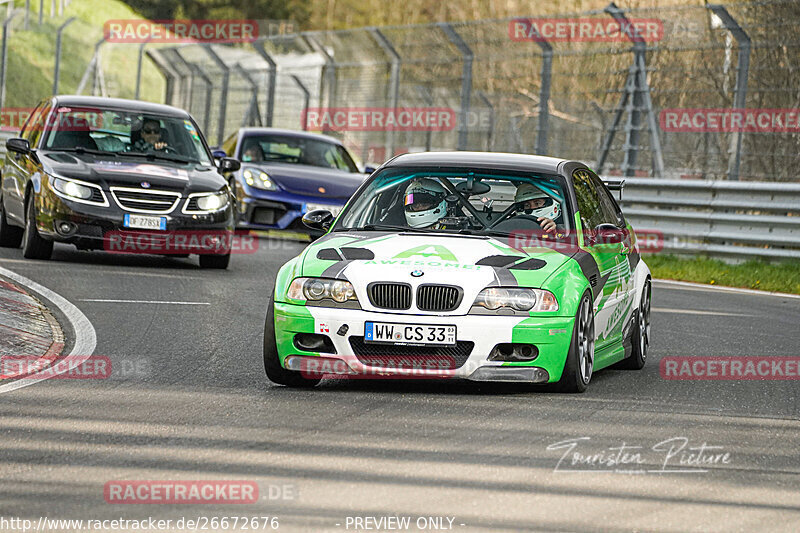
[119,151,197,164]
[56,147,117,158]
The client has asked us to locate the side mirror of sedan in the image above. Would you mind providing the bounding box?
[6,138,31,154]
[219,157,241,172]
[302,209,334,231]
[593,223,627,245]
[364,165,376,174]
[211,149,227,159]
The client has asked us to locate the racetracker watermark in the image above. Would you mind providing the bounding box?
[104,20,258,43]
[509,17,663,42]
[0,356,150,380]
[296,354,458,380]
[659,108,800,132]
[301,107,456,132]
[507,228,665,254]
[1,107,106,132]
[104,230,257,255]
[661,356,800,380]
[104,481,259,504]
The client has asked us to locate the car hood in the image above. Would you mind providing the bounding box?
[40,152,227,193]
[298,232,578,315]
[243,162,364,198]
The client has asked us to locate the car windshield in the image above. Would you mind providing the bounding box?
[41,107,213,166]
[239,134,359,173]
[334,168,571,236]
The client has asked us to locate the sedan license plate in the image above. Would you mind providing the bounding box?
[123,214,166,230]
[364,322,456,346]
[306,203,343,218]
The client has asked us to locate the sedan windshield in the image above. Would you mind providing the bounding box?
[335,168,571,236]
[42,107,213,166]
[239,134,359,173]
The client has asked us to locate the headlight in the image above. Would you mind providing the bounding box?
[288,277,357,304]
[194,191,229,212]
[472,287,558,312]
[243,168,276,191]
[51,176,94,200]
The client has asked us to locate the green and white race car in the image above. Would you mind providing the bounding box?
[264,152,651,392]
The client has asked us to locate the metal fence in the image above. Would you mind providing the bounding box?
[145,0,800,182]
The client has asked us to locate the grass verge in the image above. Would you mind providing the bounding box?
[646,254,800,295]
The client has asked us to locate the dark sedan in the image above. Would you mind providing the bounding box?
[220,128,368,235]
[0,96,240,268]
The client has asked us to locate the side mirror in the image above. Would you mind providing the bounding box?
[6,138,31,154]
[364,165,376,174]
[219,157,240,172]
[302,209,334,231]
[594,223,626,245]
[211,149,227,159]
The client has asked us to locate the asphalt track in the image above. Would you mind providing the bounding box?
[0,239,799,532]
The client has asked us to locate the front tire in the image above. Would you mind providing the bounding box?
[617,279,651,370]
[0,194,23,247]
[21,193,53,260]
[263,292,320,388]
[558,292,595,393]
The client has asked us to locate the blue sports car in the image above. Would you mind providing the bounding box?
[220,128,368,234]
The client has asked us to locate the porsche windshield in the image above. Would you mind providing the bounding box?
[41,107,213,165]
[335,168,571,236]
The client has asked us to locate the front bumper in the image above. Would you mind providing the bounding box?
[273,302,575,383]
[235,186,343,232]
[36,187,234,252]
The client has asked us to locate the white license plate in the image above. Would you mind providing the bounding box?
[123,214,166,230]
[306,203,342,217]
[364,322,456,346]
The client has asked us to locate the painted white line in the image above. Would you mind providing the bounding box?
[654,279,800,300]
[652,307,753,317]
[78,299,209,305]
[0,266,96,394]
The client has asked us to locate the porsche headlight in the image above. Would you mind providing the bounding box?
[243,168,276,191]
[472,287,558,312]
[50,176,94,200]
[288,278,357,304]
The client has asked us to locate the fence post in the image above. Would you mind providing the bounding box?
[304,33,336,131]
[0,10,18,112]
[76,36,105,95]
[202,44,230,146]
[52,17,76,95]
[251,40,277,127]
[291,74,310,130]
[414,85,434,151]
[534,38,552,155]
[144,48,180,107]
[707,4,750,181]
[475,91,494,151]
[134,38,152,99]
[233,63,261,127]
[369,28,401,159]
[438,22,472,151]
[38,0,42,25]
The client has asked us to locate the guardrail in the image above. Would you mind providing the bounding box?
[607,178,800,261]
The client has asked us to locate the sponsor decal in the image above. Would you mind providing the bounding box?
[104,19,258,43]
[661,356,800,380]
[301,107,456,132]
[103,480,258,504]
[509,17,664,42]
[104,230,258,255]
[659,108,800,133]
[394,245,458,261]
[93,162,190,180]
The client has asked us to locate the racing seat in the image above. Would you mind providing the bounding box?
[50,130,98,151]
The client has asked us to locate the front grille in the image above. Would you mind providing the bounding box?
[367,282,412,310]
[111,188,180,214]
[349,337,474,369]
[252,207,284,225]
[417,285,462,312]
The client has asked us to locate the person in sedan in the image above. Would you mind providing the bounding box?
[130,118,170,152]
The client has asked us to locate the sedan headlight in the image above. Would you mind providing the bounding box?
[288,277,358,304]
[243,168,277,191]
[50,176,94,200]
[195,191,229,211]
[472,287,559,312]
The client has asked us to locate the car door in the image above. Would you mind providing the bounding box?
[571,168,627,349]
[4,101,48,223]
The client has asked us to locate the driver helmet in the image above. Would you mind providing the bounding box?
[515,183,560,220]
[404,178,447,228]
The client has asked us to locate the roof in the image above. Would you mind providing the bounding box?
[52,96,191,119]
[383,151,571,174]
[237,127,345,146]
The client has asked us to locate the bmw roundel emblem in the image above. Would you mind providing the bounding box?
[411,270,424,278]
[141,181,151,188]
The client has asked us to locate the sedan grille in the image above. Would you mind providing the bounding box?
[349,337,474,369]
[111,187,181,214]
[367,282,411,310]
[417,285,462,312]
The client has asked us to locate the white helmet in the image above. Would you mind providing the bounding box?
[515,183,560,220]
[404,178,447,228]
